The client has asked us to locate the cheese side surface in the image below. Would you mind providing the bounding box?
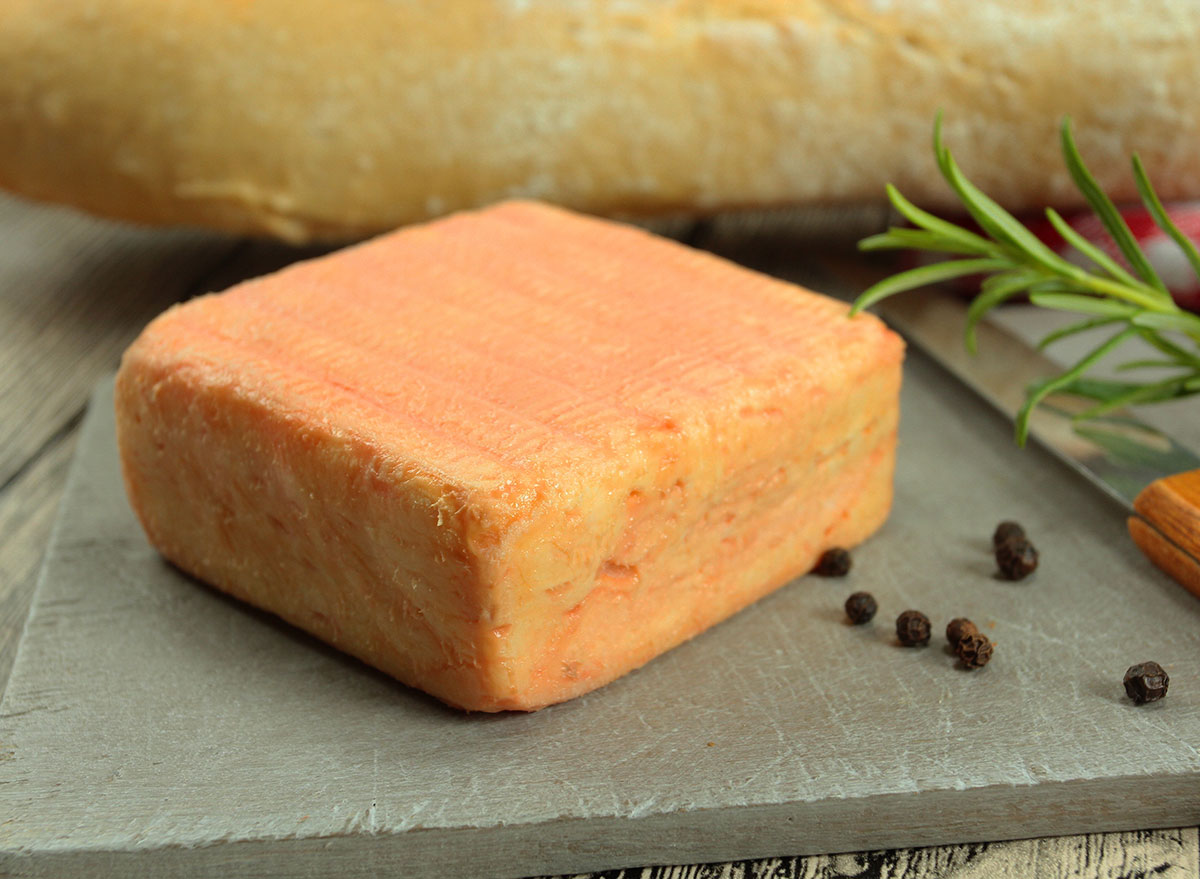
[114,200,904,711]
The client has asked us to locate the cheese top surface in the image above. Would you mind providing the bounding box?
[133,201,898,505]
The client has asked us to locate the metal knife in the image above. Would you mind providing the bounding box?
[857,268,1200,597]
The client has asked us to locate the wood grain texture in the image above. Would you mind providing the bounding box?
[1132,471,1200,599]
[0,428,76,692]
[0,193,235,489]
[546,827,1199,878]
[1129,517,1200,601]
[1135,470,1200,542]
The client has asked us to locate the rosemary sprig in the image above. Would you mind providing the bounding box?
[851,113,1200,446]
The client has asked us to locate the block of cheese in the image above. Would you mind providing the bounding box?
[115,201,904,711]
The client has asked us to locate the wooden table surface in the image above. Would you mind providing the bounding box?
[1,192,1196,879]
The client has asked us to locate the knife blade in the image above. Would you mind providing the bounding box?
[821,256,1200,597]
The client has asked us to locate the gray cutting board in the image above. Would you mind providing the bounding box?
[1,352,1199,878]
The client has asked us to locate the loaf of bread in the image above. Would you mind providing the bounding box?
[3,1,1200,242]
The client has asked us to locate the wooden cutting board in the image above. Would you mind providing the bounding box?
[1,351,1198,877]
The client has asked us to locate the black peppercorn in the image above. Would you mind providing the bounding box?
[896,610,931,646]
[995,535,1038,580]
[946,617,979,648]
[844,591,877,625]
[992,520,1025,548]
[1123,661,1169,704]
[813,547,852,577]
[955,632,994,669]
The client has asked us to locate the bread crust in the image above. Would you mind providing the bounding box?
[2,0,1199,242]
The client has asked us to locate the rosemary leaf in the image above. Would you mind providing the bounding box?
[859,228,988,255]
[933,116,1077,278]
[1052,377,1147,401]
[1044,208,1143,289]
[1059,119,1170,297]
[882,182,999,255]
[1115,358,1197,372]
[1130,311,1200,336]
[1036,316,1124,351]
[1026,292,1140,317]
[851,257,1009,314]
[1134,328,1200,369]
[963,269,1041,353]
[1133,153,1200,282]
[1072,376,1198,420]
[1015,327,1139,445]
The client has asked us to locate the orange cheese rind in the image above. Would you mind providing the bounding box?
[116,200,903,711]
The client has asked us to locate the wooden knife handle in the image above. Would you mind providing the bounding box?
[1129,469,1200,598]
